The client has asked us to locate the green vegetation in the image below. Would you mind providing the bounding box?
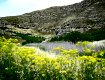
[0,29,45,44]
[50,28,105,42]
[0,37,105,80]
[13,32,45,44]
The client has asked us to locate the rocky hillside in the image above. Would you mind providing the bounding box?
[0,0,105,35]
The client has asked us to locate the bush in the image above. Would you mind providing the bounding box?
[0,37,105,80]
[13,32,45,44]
[50,28,105,42]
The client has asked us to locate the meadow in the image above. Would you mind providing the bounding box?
[0,37,105,80]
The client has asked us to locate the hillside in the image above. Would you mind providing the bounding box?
[0,0,105,36]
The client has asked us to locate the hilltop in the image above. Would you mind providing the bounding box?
[0,0,105,36]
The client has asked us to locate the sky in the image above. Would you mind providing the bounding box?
[0,0,83,17]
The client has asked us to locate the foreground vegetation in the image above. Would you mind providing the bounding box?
[0,37,105,80]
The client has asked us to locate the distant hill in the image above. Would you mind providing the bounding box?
[0,0,105,35]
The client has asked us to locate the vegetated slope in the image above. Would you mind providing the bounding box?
[0,0,105,35]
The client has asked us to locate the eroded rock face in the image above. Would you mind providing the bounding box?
[0,0,105,34]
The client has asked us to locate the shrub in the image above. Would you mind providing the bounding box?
[13,32,45,44]
[50,28,105,42]
[0,37,105,80]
